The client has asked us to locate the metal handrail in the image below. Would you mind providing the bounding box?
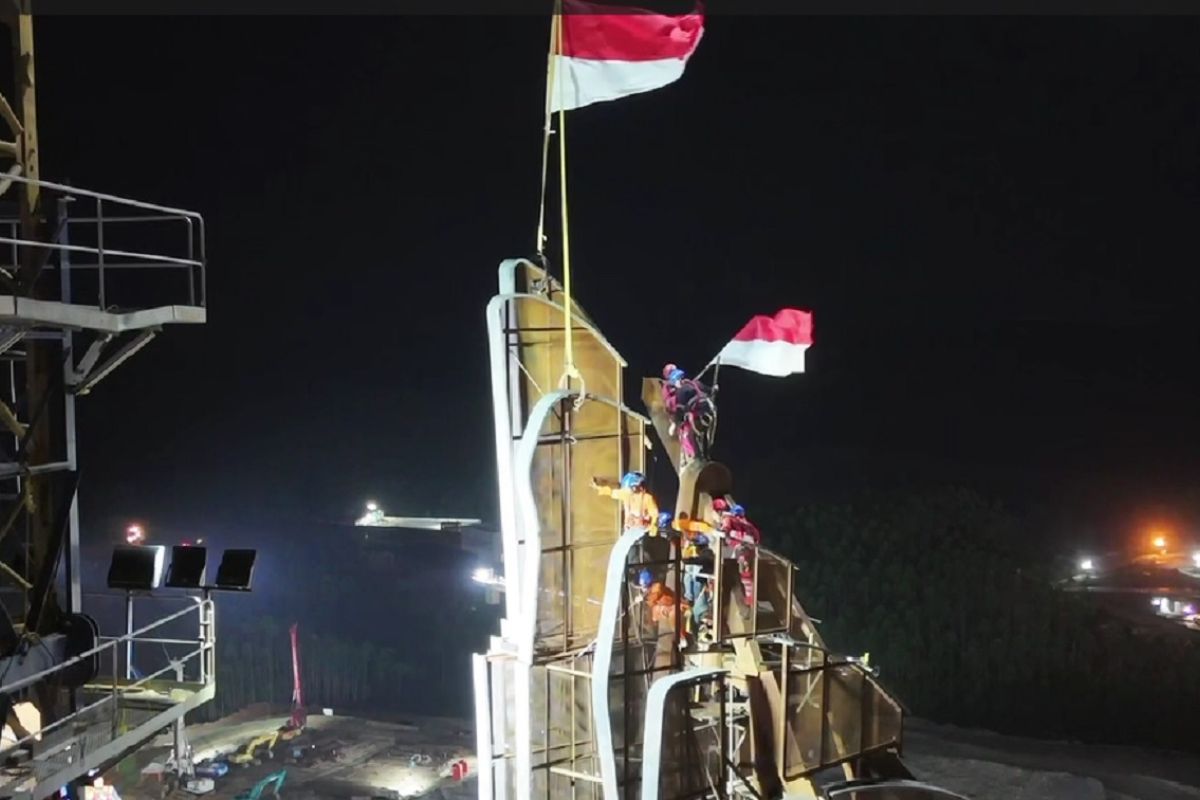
[0,172,207,309]
[0,596,213,758]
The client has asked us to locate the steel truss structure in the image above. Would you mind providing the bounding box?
[0,6,216,798]
[475,259,959,800]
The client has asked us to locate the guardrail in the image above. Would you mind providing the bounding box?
[0,172,206,311]
[0,593,214,789]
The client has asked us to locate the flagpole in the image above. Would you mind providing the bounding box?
[555,2,582,392]
[534,3,559,257]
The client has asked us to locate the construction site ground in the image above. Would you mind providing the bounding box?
[106,709,476,800]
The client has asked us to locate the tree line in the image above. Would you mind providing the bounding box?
[768,487,1200,751]
[192,615,477,722]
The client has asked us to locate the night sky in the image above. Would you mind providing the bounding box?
[22,14,1200,555]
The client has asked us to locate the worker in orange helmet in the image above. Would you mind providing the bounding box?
[592,472,660,535]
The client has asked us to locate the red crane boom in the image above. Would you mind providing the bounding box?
[288,622,306,730]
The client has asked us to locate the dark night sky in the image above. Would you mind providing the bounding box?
[21,14,1200,553]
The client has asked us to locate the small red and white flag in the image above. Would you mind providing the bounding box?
[549,0,705,113]
[711,309,814,377]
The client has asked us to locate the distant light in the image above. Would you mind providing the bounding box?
[1184,604,1196,616]
[125,524,145,545]
[196,537,205,545]
[1079,558,1094,572]
[471,566,505,589]
[366,501,379,513]
[1153,535,1167,550]
[1151,596,1164,606]
[1193,551,1200,568]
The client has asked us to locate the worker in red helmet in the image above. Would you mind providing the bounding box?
[592,472,660,534]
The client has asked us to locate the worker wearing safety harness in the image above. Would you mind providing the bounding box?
[661,363,716,463]
[591,472,661,534]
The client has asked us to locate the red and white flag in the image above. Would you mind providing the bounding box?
[712,309,814,377]
[549,0,705,113]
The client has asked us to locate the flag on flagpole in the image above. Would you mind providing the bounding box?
[711,309,814,377]
[549,0,705,113]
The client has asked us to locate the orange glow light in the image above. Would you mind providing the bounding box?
[1152,535,1167,550]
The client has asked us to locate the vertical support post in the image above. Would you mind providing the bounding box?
[124,591,134,681]
[472,654,494,800]
[56,197,80,615]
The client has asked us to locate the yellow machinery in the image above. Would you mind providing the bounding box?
[228,731,279,766]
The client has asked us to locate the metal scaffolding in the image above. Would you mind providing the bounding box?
[475,257,953,800]
[0,6,215,798]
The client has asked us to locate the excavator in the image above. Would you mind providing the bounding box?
[229,623,306,766]
[227,731,280,766]
[233,770,286,800]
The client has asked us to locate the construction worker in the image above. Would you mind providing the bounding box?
[719,503,761,606]
[660,364,716,463]
[635,569,689,645]
[592,472,660,534]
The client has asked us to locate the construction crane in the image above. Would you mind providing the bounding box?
[233,770,286,800]
[278,622,306,741]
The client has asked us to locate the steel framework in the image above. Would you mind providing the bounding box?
[0,6,216,798]
[475,258,954,800]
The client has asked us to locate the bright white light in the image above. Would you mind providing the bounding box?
[1151,596,1164,606]
[125,524,145,545]
[1184,604,1196,615]
[366,500,379,512]
[1079,558,1094,572]
[1193,551,1200,568]
[471,567,505,589]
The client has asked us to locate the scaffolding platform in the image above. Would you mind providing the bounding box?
[0,297,205,333]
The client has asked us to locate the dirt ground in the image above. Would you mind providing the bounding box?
[108,712,475,800]
[904,719,1200,800]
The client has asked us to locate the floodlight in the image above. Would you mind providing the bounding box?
[1193,551,1200,568]
[213,549,257,591]
[366,501,379,512]
[1079,558,1094,572]
[165,545,208,589]
[1153,535,1167,550]
[107,545,166,591]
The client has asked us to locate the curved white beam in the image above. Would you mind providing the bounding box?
[591,525,650,800]
[640,667,729,800]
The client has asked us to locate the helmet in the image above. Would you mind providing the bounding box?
[711,498,729,512]
[620,472,645,490]
[694,534,709,548]
[657,511,673,529]
[662,363,678,380]
[732,504,746,517]
[637,568,653,589]
[667,368,685,384]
